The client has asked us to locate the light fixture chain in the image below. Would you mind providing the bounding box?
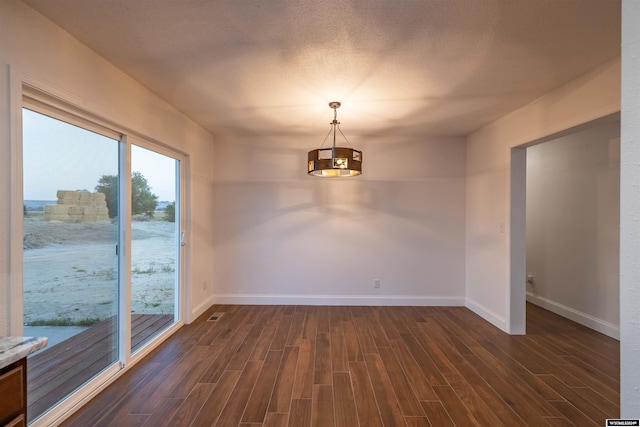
[319,125,333,148]
[337,124,353,147]
[332,119,337,149]
[332,107,338,149]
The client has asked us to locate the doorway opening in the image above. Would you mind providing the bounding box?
[509,112,620,338]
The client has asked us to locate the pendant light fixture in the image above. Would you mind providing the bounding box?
[308,102,362,177]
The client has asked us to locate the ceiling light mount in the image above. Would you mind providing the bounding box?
[308,102,362,177]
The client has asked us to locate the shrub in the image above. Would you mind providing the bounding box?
[164,202,175,222]
[96,171,158,218]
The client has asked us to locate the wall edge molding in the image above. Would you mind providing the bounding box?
[189,295,216,323]
[526,292,620,340]
[210,294,466,306]
[465,298,508,332]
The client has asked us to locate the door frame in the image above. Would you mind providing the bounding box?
[9,67,190,426]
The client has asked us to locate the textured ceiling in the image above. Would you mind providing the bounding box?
[24,0,620,139]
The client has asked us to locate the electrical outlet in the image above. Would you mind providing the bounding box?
[526,274,534,284]
[202,281,207,290]
[374,279,381,289]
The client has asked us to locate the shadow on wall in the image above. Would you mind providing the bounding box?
[209,134,467,297]
[211,135,466,244]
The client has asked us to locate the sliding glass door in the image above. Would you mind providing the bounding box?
[130,144,181,352]
[21,100,184,424]
[22,108,121,422]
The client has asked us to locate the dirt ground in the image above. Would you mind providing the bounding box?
[23,215,177,324]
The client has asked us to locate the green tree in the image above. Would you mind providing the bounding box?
[95,172,158,218]
[95,175,118,218]
[131,172,158,217]
[164,202,175,222]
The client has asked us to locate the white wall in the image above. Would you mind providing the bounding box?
[466,57,620,332]
[0,0,216,334]
[211,134,467,305]
[526,121,620,338]
[621,0,640,417]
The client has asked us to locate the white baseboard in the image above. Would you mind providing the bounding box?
[209,294,466,307]
[189,294,216,323]
[526,292,620,340]
[465,298,507,332]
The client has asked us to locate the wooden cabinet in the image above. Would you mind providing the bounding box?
[0,358,26,427]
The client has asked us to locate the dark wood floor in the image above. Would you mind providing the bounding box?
[61,304,619,427]
[28,314,174,422]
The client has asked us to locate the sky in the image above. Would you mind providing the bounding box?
[23,109,177,201]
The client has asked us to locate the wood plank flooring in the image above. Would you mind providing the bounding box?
[28,314,173,422]
[61,304,620,426]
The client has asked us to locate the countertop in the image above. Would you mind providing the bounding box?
[0,336,48,369]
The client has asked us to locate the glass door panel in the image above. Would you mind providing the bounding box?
[130,145,180,353]
[22,108,120,422]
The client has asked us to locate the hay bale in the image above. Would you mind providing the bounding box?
[95,207,109,216]
[56,190,76,199]
[68,206,84,215]
[46,213,70,221]
[57,191,79,204]
[81,206,97,221]
[45,205,69,214]
[50,189,112,222]
[44,204,70,221]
